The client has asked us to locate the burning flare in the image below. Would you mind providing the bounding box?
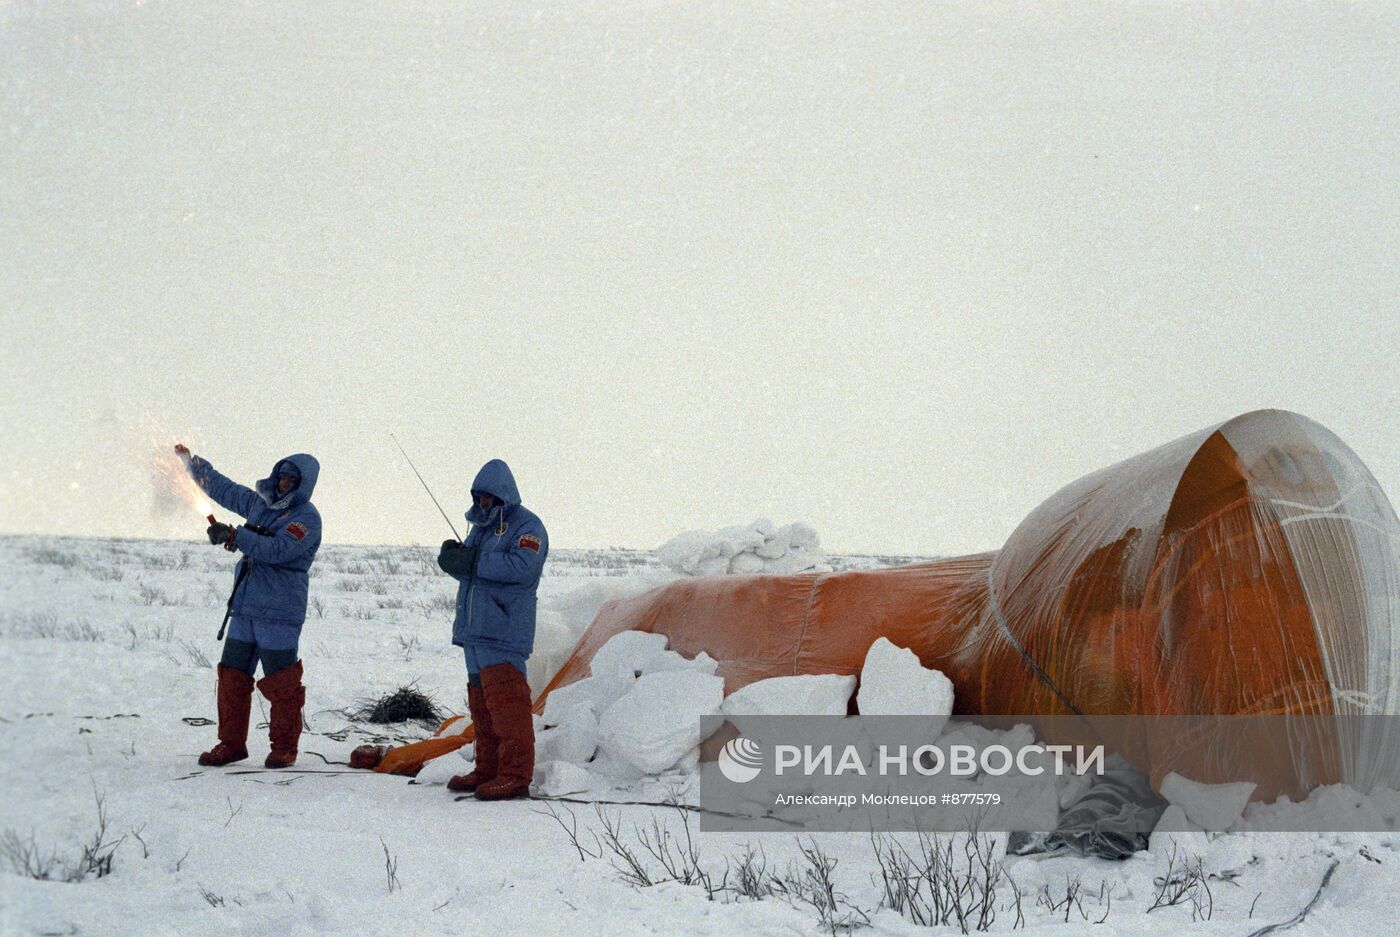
[153,447,213,518]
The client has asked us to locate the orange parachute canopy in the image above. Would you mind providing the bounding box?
[379,410,1399,795]
[534,410,1400,799]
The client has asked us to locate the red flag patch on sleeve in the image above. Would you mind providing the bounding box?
[518,533,541,554]
[286,522,308,541]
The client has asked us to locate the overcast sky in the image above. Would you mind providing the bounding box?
[2,1,1396,556]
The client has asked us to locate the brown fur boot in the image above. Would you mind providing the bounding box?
[258,660,305,769]
[474,664,534,801]
[447,685,498,792]
[199,666,255,766]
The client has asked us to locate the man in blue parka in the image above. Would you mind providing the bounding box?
[437,459,548,800]
[176,443,322,769]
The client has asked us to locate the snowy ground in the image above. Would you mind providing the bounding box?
[1,535,1397,936]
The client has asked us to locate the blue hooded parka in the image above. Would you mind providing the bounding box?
[188,453,323,625]
[448,459,548,659]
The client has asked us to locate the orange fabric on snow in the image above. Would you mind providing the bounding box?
[374,715,470,775]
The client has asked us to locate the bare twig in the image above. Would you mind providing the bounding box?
[533,801,601,862]
[380,837,401,893]
[1243,860,1340,937]
[1147,840,1212,920]
[130,825,150,860]
[223,796,243,829]
[594,806,653,887]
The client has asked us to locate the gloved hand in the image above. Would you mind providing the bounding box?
[207,522,235,548]
[437,539,479,579]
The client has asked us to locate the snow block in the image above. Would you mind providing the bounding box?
[714,524,765,558]
[728,552,766,575]
[656,519,829,576]
[721,674,856,717]
[414,753,469,786]
[587,748,649,782]
[598,670,725,775]
[540,674,635,725]
[754,529,788,559]
[589,630,670,680]
[1149,804,1209,858]
[534,760,594,797]
[857,637,955,735]
[1160,772,1256,831]
[695,555,729,577]
[642,648,720,677]
[536,703,600,765]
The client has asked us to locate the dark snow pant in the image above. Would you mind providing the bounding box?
[220,617,300,676]
[220,640,297,677]
[463,643,527,688]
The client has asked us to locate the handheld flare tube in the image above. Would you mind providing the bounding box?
[207,514,233,550]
